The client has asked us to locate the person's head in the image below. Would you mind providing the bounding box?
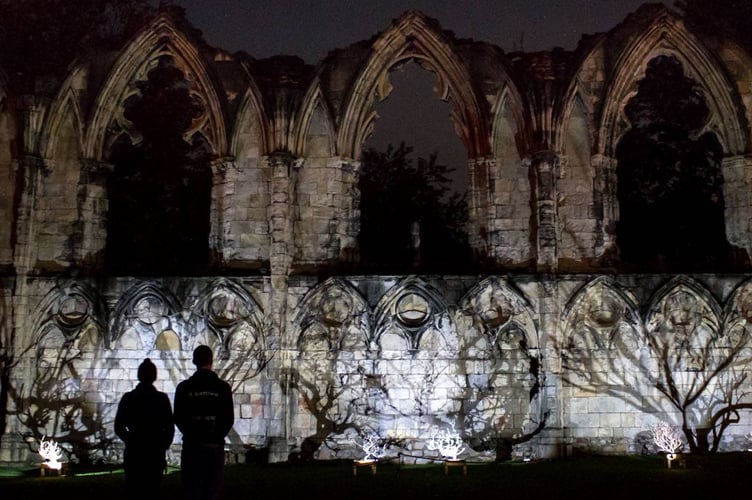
[137,358,157,384]
[192,345,213,369]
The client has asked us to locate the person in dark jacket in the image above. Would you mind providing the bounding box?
[174,345,234,500]
[115,358,174,500]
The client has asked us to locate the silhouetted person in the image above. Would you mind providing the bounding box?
[115,358,174,500]
[174,345,234,500]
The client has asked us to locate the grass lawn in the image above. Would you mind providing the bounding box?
[2,453,751,499]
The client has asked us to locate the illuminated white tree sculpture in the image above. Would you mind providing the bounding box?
[651,422,682,453]
[650,422,683,467]
[38,437,64,470]
[357,432,386,462]
[427,424,466,461]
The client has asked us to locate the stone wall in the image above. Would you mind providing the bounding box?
[3,5,752,465]
[3,274,752,464]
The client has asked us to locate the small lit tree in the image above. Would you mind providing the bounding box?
[38,437,64,470]
[356,432,387,462]
[651,422,683,468]
[427,424,466,461]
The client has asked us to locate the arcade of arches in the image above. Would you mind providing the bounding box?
[3,5,752,464]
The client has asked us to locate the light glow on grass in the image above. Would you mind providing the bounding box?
[0,468,27,477]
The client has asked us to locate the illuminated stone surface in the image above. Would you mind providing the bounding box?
[3,5,752,464]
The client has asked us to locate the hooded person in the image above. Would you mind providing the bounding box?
[174,345,234,500]
[115,358,174,500]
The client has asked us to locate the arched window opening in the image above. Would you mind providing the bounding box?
[359,61,471,273]
[106,56,213,275]
[615,55,742,272]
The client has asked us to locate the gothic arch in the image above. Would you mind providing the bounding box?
[598,9,748,157]
[557,91,598,261]
[557,85,596,155]
[337,11,488,160]
[483,83,533,263]
[490,83,527,158]
[30,281,106,348]
[84,14,228,161]
[561,276,642,351]
[230,63,269,158]
[723,278,752,334]
[191,278,264,351]
[109,281,182,349]
[40,67,86,160]
[645,276,722,339]
[459,276,538,350]
[294,277,370,352]
[372,276,452,354]
[294,83,337,158]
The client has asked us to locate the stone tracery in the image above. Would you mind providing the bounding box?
[4,5,752,463]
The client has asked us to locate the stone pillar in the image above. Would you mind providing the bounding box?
[6,96,50,463]
[12,96,49,274]
[592,154,618,260]
[266,152,297,451]
[267,152,296,349]
[338,159,360,264]
[76,160,112,269]
[467,157,493,259]
[13,155,45,276]
[8,155,45,464]
[722,155,752,259]
[538,276,568,459]
[208,157,233,268]
[531,151,560,271]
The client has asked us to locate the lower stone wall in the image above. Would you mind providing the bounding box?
[2,273,752,464]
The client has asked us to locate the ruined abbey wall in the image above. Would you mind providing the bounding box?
[2,5,752,464]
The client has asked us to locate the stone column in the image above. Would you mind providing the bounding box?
[267,152,296,349]
[4,97,48,464]
[13,155,45,276]
[592,154,618,261]
[76,160,112,269]
[467,156,493,259]
[10,155,45,447]
[12,95,49,274]
[266,152,298,456]
[208,157,233,268]
[531,151,560,271]
[337,159,360,264]
[722,155,752,259]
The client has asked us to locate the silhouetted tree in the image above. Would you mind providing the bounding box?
[0,0,158,91]
[676,0,752,52]
[616,55,740,271]
[107,56,213,275]
[358,143,471,273]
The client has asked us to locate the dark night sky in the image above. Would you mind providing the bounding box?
[171,0,670,189]
[173,0,670,63]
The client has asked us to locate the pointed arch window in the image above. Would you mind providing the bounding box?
[615,55,742,271]
[106,56,213,275]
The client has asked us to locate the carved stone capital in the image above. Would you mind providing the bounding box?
[268,151,297,168]
[210,157,236,176]
[80,159,114,177]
